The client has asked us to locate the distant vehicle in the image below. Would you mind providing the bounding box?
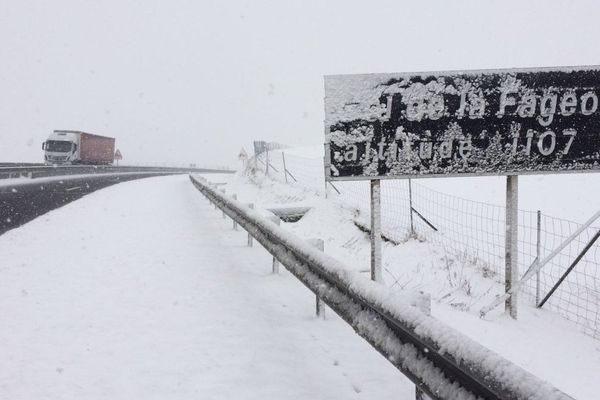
[42,130,116,165]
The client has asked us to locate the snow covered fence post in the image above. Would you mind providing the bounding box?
[281,152,288,183]
[265,149,269,175]
[268,215,281,273]
[370,180,382,282]
[307,238,326,318]
[505,175,519,319]
[247,203,254,247]
[232,195,238,230]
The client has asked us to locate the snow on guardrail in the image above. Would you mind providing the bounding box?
[189,174,574,400]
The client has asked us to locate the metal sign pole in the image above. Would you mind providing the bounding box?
[535,210,541,305]
[505,175,519,319]
[408,179,415,236]
[370,179,382,282]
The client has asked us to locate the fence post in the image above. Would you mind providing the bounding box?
[505,175,519,319]
[247,203,254,247]
[265,149,269,175]
[408,179,415,236]
[269,216,281,273]
[282,152,288,184]
[535,210,541,305]
[308,238,326,318]
[232,194,238,230]
[370,180,382,282]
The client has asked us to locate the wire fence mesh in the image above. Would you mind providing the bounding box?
[257,148,600,340]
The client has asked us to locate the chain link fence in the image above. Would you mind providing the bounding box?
[254,148,600,339]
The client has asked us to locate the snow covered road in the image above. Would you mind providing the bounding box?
[0,175,410,399]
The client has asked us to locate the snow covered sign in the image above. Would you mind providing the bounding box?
[324,66,600,180]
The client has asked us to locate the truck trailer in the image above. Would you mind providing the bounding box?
[42,130,116,165]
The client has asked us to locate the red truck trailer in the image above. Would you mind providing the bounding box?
[79,132,115,164]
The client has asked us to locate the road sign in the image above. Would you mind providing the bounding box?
[325,66,600,181]
[114,149,122,161]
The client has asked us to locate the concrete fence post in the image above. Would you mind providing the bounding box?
[247,203,254,247]
[308,238,325,318]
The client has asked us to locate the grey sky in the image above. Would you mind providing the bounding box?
[2,0,599,167]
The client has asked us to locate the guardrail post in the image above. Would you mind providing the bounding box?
[232,195,238,230]
[308,238,326,318]
[219,189,227,218]
[247,203,254,247]
[268,216,281,273]
[208,183,218,208]
[415,387,431,400]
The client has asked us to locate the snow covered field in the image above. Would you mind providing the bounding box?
[0,175,412,399]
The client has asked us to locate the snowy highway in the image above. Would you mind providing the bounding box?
[0,175,410,399]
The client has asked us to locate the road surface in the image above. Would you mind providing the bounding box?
[0,174,410,399]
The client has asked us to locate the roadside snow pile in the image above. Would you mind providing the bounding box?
[214,164,600,400]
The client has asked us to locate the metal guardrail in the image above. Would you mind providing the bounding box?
[0,164,234,180]
[189,174,573,400]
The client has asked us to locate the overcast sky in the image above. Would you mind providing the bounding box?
[2,0,600,167]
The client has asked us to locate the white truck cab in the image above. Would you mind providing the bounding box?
[42,131,80,164]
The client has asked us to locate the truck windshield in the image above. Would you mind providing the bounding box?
[46,140,72,152]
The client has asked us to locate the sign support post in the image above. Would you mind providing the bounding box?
[370,179,382,282]
[408,179,415,236]
[505,175,519,319]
